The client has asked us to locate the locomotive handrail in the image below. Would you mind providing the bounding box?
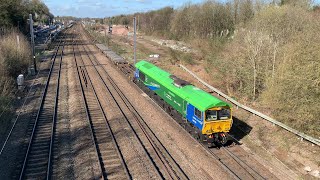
[179,64,320,146]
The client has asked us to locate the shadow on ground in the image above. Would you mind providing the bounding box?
[229,116,253,142]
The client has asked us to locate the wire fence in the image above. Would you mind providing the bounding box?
[179,64,320,146]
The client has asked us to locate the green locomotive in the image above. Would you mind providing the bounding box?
[134,60,233,146]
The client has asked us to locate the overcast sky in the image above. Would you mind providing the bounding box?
[44,0,320,18]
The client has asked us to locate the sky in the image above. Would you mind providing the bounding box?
[44,0,210,18]
[44,0,320,18]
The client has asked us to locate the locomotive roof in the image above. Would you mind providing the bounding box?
[135,60,231,111]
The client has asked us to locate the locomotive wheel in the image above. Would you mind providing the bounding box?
[219,133,228,145]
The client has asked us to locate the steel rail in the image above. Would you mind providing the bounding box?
[79,38,164,179]
[72,34,105,179]
[73,31,131,179]
[0,31,58,119]
[200,143,242,180]
[82,26,258,180]
[75,34,112,180]
[0,42,61,156]
[19,32,67,179]
[96,61,189,179]
[82,27,240,180]
[221,147,266,180]
[46,39,65,179]
[81,40,189,179]
[82,26,270,180]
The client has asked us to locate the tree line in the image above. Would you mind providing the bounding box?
[0,0,53,33]
[104,0,319,137]
[105,0,257,39]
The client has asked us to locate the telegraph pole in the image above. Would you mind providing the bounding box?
[29,14,37,73]
[133,17,137,65]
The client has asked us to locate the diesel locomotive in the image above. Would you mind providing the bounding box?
[134,60,233,147]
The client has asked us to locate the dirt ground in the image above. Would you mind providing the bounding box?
[98,25,320,179]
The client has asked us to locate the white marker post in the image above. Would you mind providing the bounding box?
[17,35,20,50]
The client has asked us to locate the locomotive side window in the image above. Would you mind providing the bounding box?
[194,108,202,119]
[139,71,146,81]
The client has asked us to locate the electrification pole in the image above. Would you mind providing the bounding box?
[133,17,137,65]
[29,14,37,73]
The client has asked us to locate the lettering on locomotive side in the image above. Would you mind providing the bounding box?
[173,100,181,107]
[192,116,203,125]
[165,92,172,100]
[168,91,175,97]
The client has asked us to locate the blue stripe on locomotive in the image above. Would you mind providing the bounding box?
[134,69,139,78]
[147,85,160,91]
[186,103,203,130]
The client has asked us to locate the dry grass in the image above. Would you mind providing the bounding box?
[0,31,31,79]
[0,30,31,130]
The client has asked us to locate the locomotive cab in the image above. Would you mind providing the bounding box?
[202,106,232,146]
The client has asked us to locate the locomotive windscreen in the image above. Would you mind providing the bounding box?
[206,108,230,121]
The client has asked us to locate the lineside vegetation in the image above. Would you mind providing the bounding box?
[106,0,320,137]
[0,31,31,133]
[0,0,52,133]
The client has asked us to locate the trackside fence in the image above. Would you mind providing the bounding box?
[179,64,320,146]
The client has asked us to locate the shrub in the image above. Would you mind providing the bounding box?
[0,31,31,123]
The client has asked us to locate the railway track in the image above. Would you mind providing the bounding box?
[95,59,189,179]
[0,32,68,180]
[116,62,135,78]
[79,28,188,179]
[72,33,131,179]
[82,25,276,180]
[77,35,160,179]
[50,32,76,179]
[207,146,267,180]
[18,30,70,179]
[1,22,277,179]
